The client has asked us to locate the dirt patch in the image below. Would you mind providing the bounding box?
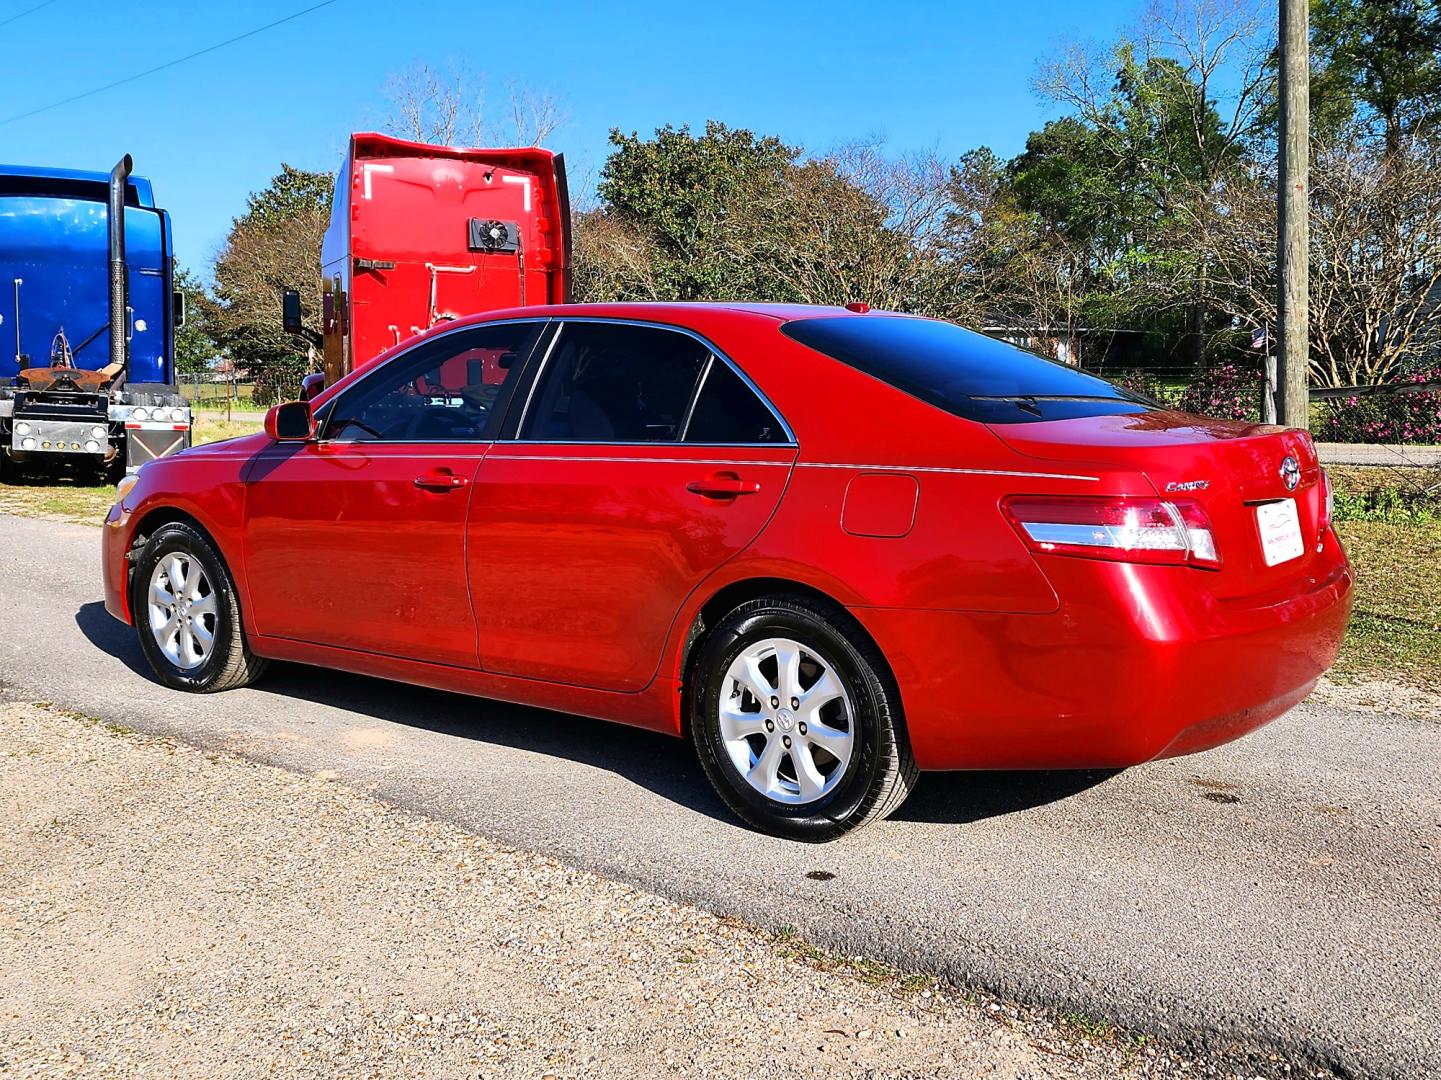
[1313,674,1441,722]
[0,701,1221,1079]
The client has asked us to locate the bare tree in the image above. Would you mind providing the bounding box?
[506,82,565,147]
[1036,0,1273,201]
[572,211,667,302]
[380,60,564,147]
[1031,0,1275,364]
[1212,130,1441,386]
[708,143,961,311]
[383,60,485,146]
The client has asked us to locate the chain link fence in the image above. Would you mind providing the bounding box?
[179,375,269,413]
[1075,354,1440,512]
[1077,357,1441,447]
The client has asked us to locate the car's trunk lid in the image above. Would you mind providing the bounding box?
[989,410,1325,599]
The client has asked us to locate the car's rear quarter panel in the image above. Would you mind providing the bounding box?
[660,321,1352,769]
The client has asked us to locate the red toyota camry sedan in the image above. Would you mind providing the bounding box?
[102,303,1353,840]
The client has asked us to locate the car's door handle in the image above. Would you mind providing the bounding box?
[686,475,761,499]
[413,468,468,491]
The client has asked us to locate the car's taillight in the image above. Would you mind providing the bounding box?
[1318,468,1334,533]
[1003,495,1221,570]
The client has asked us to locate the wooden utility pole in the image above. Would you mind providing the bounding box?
[1277,0,1310,428]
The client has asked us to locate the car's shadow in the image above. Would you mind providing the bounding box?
[77,601,1118,829]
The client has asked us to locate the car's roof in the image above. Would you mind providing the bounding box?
[446,300,919,326]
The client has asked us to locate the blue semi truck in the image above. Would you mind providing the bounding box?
[0,156,190,478]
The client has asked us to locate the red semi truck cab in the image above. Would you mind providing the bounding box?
[316,132,571,385]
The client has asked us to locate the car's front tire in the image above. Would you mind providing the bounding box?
[690,595,917,842]
[131,521,268,693]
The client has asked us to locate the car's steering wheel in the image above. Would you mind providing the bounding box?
[396,405,478,441]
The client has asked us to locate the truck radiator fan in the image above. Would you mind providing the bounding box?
[468,218,520,254]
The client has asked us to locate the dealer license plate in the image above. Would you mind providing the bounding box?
[1256,499,1305,567]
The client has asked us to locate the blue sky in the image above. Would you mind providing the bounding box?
[1,0,1138,276]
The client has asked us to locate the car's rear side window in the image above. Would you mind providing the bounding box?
[521,322,710,442]
[780,315,1151,424]
[684,360,787,444]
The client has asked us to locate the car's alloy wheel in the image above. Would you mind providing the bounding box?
[719,637,855,805]
[131,521,268,693]
[691,595,917,842]
[147,553,218,670]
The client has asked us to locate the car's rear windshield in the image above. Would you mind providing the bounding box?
[780,315,1153,424]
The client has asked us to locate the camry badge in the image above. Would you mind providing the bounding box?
[1165,479,1210,493]
[1280,455,1300,491]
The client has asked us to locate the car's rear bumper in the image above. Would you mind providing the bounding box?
[855,529,1354,771]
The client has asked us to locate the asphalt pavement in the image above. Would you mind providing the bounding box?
[2,512,1437,1078]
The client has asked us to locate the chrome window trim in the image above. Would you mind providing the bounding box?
[512,321,565,442]
[795,461,1100,482]
[512,316,797,447]
[504,440,798,449]
[677,355,713,442]
[490,454,794,467]
[317,316,553,445]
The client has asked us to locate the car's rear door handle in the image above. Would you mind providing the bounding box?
[414,468,468,491]
[686,474,761,499]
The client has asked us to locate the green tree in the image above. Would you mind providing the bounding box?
[1310,0,1441,156]
[579,123,956,311]
[172,267,218,378]
[1011,3,1271,368]
[592,121,796,300]
[211,165,333,402]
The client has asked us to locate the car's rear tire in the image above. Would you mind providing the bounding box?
[131,521,268,693]
[689,595,917,842]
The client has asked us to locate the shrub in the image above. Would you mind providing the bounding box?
[1311,368,1441,445]
[1329,478,1441,524]
[1106,369,1175,406]
[1176,363,1265,422]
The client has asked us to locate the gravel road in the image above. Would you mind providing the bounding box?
[2,512,1438,1078]
[2,701,1201,1079]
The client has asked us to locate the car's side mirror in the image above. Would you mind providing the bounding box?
[173,290,187,329]
[264,401,315,442]
[282,288,304,336]
[300,372,326,401]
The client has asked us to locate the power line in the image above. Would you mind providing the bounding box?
[0,0,61,29]
[0,0,339,128]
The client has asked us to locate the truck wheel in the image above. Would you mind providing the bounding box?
[131,521,268,693]
[689,595,917,842]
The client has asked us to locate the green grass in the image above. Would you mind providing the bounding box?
[192,413,264,443]
[184,383,259,410]
[773,924,940,995]
[1332,518,1441,687]
[1319,466,1441,689]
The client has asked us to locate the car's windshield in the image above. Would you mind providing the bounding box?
[780,315,1153,424]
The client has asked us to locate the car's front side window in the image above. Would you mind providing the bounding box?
[325,321,544,442]
[519,321,710,443]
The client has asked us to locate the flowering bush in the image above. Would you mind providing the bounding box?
[1106,369,1176,406]
[1176,363,1265,422]
[1312,368,1441,445]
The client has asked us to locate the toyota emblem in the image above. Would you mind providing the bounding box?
[1280,455,1300,491]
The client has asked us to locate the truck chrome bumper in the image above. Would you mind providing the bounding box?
[9,419,109,454]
